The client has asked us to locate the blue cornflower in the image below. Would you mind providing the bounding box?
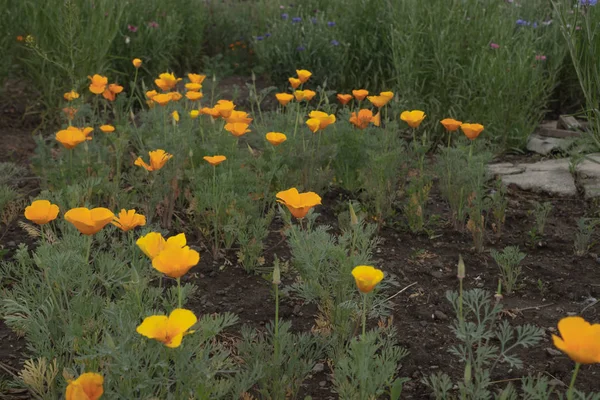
[265,33,271,38]
[292,17,302,23]
[296,45,305,52]
[516,19,529,26]
[330,40,339,46]
[580,0,597,5]
[256,36,264,41]
[311,17,317,24]
[327,21,336,27]
[532,22,538,28]
[281,13,289,20]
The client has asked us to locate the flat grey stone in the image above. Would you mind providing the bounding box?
[526,133,575,155]
[576,154,600,198]
[523,158,571,172]
[488,163,525,176]
[501,167,577,196]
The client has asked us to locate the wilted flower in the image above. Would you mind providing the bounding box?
[65,372,103,400]
[64,91,80,102]
[186,91,203,101]
[276,93,294,106]
[351,265,384,293]
[112,209,146,232]
[337,94,353,105]
[226,110,253,124]
[133,58,142,68]
[276,188,322,219]
[225,122,251,137]
[137,309,197,348]
[440,118,462,131]
[552,316,600,364]
[266,132,287,146]
[152,93,171,106]
[155,72,181,91]
[296,69,312,83]
[99,125,115,133]
[352,89,369,101]
[63,107,78,121]
[134,149,173,171]
[460,123,485,140]
[289,77,301,89]
[64,207,115,235]
[215,100,235,118]
[136,232,186,259]
[88,74,108,94]
[203,155,226,166]
[24,200,59,225]
[350,109,379,129]
[400,110,426,128]
[308,111,336,130]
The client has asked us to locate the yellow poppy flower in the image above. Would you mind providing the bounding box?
[552,316,600,364]
[24,200,59,225]
[64,90,80,102]
[136,232,187,260]
[112,209,146,232]
[172,111,180,123]
[276,188,322,219]
[190,110,199,119]
[367,94,392,108]
[380,91,394,100]
[65,372,103,400]
[199,107,221,119]
[351,265,384,293]
[337,94,353,105]
[134,149,173,171]
[306,118,320,133]
[188,73,206,85]
[352,89,369,101]
[296,69,312,83]
[152,244,200,278]
[349,109,376,129]
[441,118,463,132]
[155,72,181,91]
[215,100,235,118]
[64,207,115,235]
[294,90,316,102]
[88,74,107,95]
[185,83,203,91]
[225,111,253,124]
[225,122,250,137]
[137,308,197,348]
[276,93,294,106]
[152,93,171,106]
[99,125,115,133]
[203,155,226,166]
[266,132,287,146]
[146,90,158,99]
[289,77,301,89]
[55,127,88,149]
[308,110,336,130]
[169,92,183,102]
[133,58,142,68]
[400,110,426,128]
[460,123,485,140]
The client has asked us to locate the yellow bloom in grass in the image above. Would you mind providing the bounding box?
[276,93,294,106]
[172,111,180,123]
[188,73,206,85]
[133,58,142,68]
[226,110,253,124]
[276,188,322,219]
[65,372,104,400]
[155,72,181,91]
[88,74,108,95]
[306,118,320,133]
[55,127,88,149]
[203,155,226,166]
[441,118,463,132]
[552,316,600,364]
[296,69,312,83]
[134,149,173,171]
[99,125,115,133]
[289,77,301,89]
[137,308,197,348]
[152,93,171,106]
[24,200,59,225]
[352,89,369,101]
[190,110,199,119]
[350,109,377,130]
[169,92,183,102]
[460,123,485,140]
[102,83,123,101]
[215,100,235,118]
[112,209,146,232]
[294,90,316,102]
[308,111,336,130]
[337,94,353,105]
[146,90,158,99]
[185,83,203,92]
[367,92,393,108]
[400,110,426,128]
[199,107,221,119]
[136,232,186,260]
[152,243,200,278]
[225,122,251,137]
[64,90,79,102]
[266,132,287,146]
[351,265,384,294]
[64,207,115,236]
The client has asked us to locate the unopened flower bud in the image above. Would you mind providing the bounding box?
[457,255,465,279]
[272,262,281,285]
[349,202,358,226]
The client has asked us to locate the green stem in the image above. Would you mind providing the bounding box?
[126,68,139,116]
[458,278,464,326]
[85,235,93,264]
[292,102,300,138]
[567,363,581,400]
[177,277,182,308]
[41,226,45,244]
[274,283,279,337]
[361,294,367,337]
[212,166,219,258]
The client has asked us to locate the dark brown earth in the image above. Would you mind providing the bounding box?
[1,78,599,399]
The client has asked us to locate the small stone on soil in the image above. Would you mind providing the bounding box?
[312,363,325,373]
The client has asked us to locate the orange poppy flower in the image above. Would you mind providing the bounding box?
[185,83,202,91]
[134,149,173,171]
[266,132,287,146]
[155,72,181,91]
[400,110,426,128]
[188,73,206,85]
[225,122,251,137]
[441,118,463,131]
[460,123,484,140]
[133,58,142,68]
[65,372,103,400]
[296,69,312,83]
[24,200,59,225]
[88,74,108,95]
[289,77,301,89]
[99,125,115,133]
[112,209,146,232]
[215,100,235,118]
[350,109,377,129]
[352,89,369,101]
[552,316,600,364]
[226,110,253,124]
[64,207,115,235]
[203,155,226,166]
[152,93,171,106]
[276,188,322,219]
[352,265,384,293]
[64,91,80,102]
[276,93,294,106]
[337,94,353,105]
[137,309,197,348]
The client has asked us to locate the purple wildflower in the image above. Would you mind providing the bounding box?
[327,21,336,27]
[292,17,302,23]
[281,13,289,20]
[296,45,305,52]
[331,40,339,46]
[127,24,138,33]
[265,33,271,38]
[148,21,159,29]
[580,0,597,5]
[256,36,264,41]
[311,17,317,24]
